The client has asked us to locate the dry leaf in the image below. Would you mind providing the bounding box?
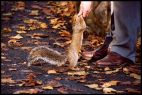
[129,73,141,80]
[67,71,87,76]
[10,34,23,39]
[1,77,16,84]
[85,83,102,90]
[29,10,39,15]
[9,68,17,71]
[32,33,48,38]
[57,87,68,94]
[50,18,58,25]
[104,67,111,71]
[103,87,117,94]
[13,88,42,94]
[102,81,119,88]
[42,85,53,90]
[59,30,71,37]
[2,27,12,33]
[47,70,57,74]
[105,68,120,74]
[52,24,61,29]
[123,67,129,74]
[40,23,48,28]
[126,88,141,94]
[16,30,27,34]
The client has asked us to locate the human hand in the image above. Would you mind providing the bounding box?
[78,1,93,18]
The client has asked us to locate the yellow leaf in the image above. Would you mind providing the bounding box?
[10,34,23,39]
[47,70,57,74]
[2,27,12,33]
[103,87,117,94]
[123,67,129,74]
[50,18,58,25]
[16,30,27,34]
[102,81,119,88]
[13,88,41,94]
[130,73,141,80]
[29,10,39,15]
[67,71,87,76]
[1,77,16,84]
[42,85,53,90]
[59,30,71,37]
[40,23,48,28]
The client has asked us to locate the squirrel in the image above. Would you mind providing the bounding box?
[27,14,86,68]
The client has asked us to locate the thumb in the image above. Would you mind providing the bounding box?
[78,9,83,16]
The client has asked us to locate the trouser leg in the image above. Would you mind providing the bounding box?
[110,1,141,62]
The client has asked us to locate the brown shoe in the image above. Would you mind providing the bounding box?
[95,51,134,68]
[82,35,113,62]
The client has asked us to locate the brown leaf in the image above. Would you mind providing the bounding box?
[119,81,131,86]
[40,22,48,28]
[129,73,141,80]
[29,10,39,16]
[67,71,87,76]
[16,30,27,34]
[85,83,102,90]
[10,34,23,39]
[8,39,23,47]
[105,68,121,74]
[13,88,42,94]
[42,85,53,90]
[32,33,48,39]
[2,27,12,33]
[132,80,141,86]
[103,87,117,94]
[9,68,17,71]
[1,77,16,84]
[102,81,119,88]
[125,88,141,94]
[57,87,68,94]
[47,70,57,74]
[50,18,59,25]
[59,30,71,37]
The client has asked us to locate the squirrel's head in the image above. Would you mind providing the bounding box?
[72,14,86,31]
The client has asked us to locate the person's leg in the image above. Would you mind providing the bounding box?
[95,1,141,67]
[110,1,141,62]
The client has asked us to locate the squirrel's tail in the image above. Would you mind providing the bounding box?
[27,46,67,67]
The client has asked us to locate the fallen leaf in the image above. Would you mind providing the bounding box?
[8,39,23,47]
[10,34,23,39]
[40,22,48,28]
[42,85,53,90]
[132,80,141,86]
[67,71,87,76]
[85,83,102,90]
[13,88,42,94]
[16,30,27,34]
[119,81,131,86]
[57,87,68,94]
[104,67,111,71]
[125,88,141,94]
[105,68,120,74]
[47,70,57,74]
[29,10,39,15]
[1,77,16,84]
[123,67,129,74]
[32,33,48,39]
[9,68,17,71]
[59,30,71,37]
[103,87,117,94]
[129,73,141,80]
[2,27,12,33]
[102,81,119,88]
[50,18,59,25]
